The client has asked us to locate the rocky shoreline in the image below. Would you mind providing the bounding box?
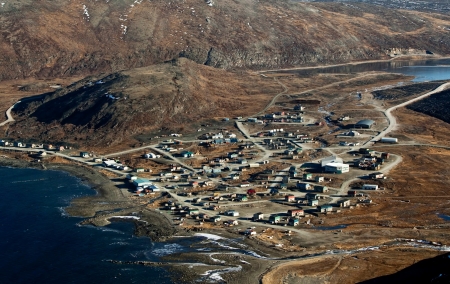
[0,157,179,242]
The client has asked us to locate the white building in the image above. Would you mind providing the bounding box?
[321,156,343,167]
[324,163,350,174]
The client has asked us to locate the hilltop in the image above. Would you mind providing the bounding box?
[0,0,449,80]
[6,58,281,146]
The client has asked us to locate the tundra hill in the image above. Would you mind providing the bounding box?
[5,58,281,146]
[1,0,450,80]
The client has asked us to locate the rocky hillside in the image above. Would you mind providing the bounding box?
[0,0,449,80]
[6,58,281,146]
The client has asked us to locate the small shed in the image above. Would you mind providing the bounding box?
[226,210,239,217]
[269,215,281,223]
[253,212,264,220]
[80,152,90,158]
[189,209,200,216]
[289,218,300,226]
[305,193,319,200]
[315,176,325,183]
[338,199,351,207]
[319,204,333,213]
[314,185,329,193]
[303,173,313,180]
[285,195,296,202]
[210,216,221,222]
[297,182,312,190]
[308,199,319,206]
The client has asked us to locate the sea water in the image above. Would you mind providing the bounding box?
[0,167,174,284]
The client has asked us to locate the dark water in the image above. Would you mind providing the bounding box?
[313,224,348,231]
[0,167,174,284]
[438,214,450,221]
[276,58,450,82]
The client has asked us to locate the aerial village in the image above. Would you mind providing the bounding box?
[0,99,400,241]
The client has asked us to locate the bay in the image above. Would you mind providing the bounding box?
[0,167,174,284]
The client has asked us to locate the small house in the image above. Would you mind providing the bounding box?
[253,212,264,220]
[210,216,221,222]
[269,215,281,224]
[305,193,319,200]
[314,185,329,193]
[14,142,24,148]
[228,153,239,159]
[338,199,351,207]
[289,218,300,226]
[318,204,333,213]
[287,209,304,217]
[189,209,200,216]
[44,144,54,150]
[285,194,296,202]
[80,152,90,158]
[297,183,312,191]
[347,190,357,197]
[289,166,297,173]
[239,195,248,202]
[315,176,325,183]
[247,189,256,196]
[135,168,145,173]
[226,210,239,217]
[308,199,319,206]
[58,146,65,151]
[303,173,313,180]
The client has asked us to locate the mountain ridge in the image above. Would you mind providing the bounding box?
[0,0,449,80]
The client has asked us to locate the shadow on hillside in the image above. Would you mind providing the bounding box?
[359,252,450,284]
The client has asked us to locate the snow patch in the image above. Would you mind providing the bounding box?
[194,233,224,240]
[82,4,90,21]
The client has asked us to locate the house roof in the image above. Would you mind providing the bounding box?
[320,204,333,208]
[321,155,343,167]
[355,119,375,127]
[325,162,348,167]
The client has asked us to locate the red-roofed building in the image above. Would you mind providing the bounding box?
[287,209,304,217]
[285,194,295,202]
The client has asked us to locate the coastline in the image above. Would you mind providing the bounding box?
[0,157,179,242]
[1,145,450,282]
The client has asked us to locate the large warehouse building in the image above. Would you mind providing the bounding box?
[355,119,375,129]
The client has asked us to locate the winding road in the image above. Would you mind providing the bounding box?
[366,82,450,145]
[0,101,20,127]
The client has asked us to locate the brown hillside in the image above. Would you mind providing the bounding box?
[5,58,281,146]
[0,0,449,79]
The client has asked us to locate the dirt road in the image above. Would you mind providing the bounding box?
[0,101,19,127]
[367,82,450,145]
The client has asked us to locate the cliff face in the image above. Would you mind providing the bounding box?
[0,0,449,80]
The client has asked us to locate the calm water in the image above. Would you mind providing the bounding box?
[277,58,450,82]
[0,167,174,284]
